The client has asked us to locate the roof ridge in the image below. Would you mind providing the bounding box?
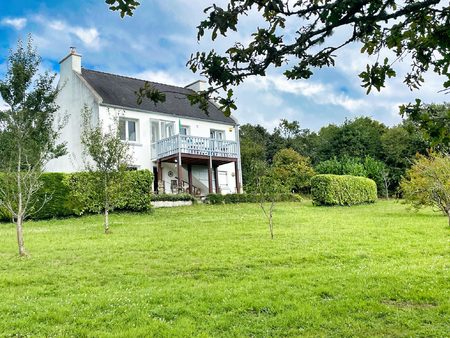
[81,68,194,93]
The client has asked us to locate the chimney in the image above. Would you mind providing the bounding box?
[185,80,208,92]
[59,47,82,79]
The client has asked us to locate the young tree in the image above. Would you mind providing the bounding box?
[80,108,131,233]
[401,153,450,226]
[251,161,290,239]
[0,37,66,256]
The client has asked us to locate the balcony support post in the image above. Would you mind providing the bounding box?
[208,156,213,194]
[235,161,241,193]
[188,164,193,195]
[157,160,163,193]
[214,166,220,194]
[177,136,183,194]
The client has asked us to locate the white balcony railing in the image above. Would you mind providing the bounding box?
[154,134,238,160]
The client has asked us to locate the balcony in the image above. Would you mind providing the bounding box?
[154,134,238,161]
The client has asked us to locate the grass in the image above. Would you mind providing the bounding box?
[0,200,448,337]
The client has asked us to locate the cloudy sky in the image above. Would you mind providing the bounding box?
[0,0,447,131]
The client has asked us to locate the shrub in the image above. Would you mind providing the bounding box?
[401,153,450,225]
[205,194,225,205]
[315,156,387,197]
[67,170,153,214]
[1,172,73,221]
[272,148,315,192]
[1,170,153,221]
[150,193,196,202]
[206,193,302,204]
[311,174,377,206]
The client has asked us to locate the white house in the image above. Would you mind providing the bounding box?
[47,49,242,196]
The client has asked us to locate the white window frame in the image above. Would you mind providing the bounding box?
[210,129,225,140]
[180,125,190,136]
[119,118,139,143]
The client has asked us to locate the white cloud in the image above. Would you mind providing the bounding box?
[1,17,27,30]
[248,75,369,114]
[72,27,100,47]
[38,18,101,50]
[132,70,194,87]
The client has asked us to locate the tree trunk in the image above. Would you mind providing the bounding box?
[447,209,450,228]
[16,149,26,256]
[104,175,110,234]
[104,205,110,234]
[16,215,26,256]
[269,201,274,240]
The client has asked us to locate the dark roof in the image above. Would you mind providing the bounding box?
[80,68,236,125]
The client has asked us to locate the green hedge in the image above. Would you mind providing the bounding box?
[0,170,153,221]
[150,193,196,202]
[67,170,153,214]
[206,193,302,205]
[311,174,377,206]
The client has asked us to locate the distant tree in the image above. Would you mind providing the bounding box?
[381,122,428,188]
[274,119,302,140]
[401,153,450,226]
[80,108,131,233]
[239,124,270,187]
[0,37,66,256]
[315,117,386,161]
[272,148,315,193]
[400,101,450,151]
[314,124,340,163]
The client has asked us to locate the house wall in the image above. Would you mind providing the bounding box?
[46,51,240,194]
[99,105,238,194]
[46,54,99,172]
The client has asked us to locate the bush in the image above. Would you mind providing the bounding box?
[1,170,153,221]
[206,193,302,204]
[0,172,74,221]
[311,174,377,206]
[272,148,315,192]
[205,194,225,205]
[150,193,196,202]
[67,170,153,214]
[401,153,450,224]
[315,156,387,197]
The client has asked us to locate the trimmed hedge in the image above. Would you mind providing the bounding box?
[311,174,377,206]
[0,170,153,221]
[67,170,153,214]
[150,193,196,202]
[206,193,302,205]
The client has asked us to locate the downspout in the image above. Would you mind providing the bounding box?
[235,123,243,193]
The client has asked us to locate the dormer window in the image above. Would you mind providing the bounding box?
[119,118,138,142]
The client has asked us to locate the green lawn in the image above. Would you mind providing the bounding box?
[0,200,448,337]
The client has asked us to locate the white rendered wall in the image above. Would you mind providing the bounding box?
[46,55,99,172]
[100,105,239,193]
[45,53,240,193]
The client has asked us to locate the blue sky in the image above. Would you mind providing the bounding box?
[0,0,447,131]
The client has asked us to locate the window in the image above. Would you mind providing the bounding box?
[119,118,138,142]
[161,121,175,139]
[210,129,225,140]
[180,125,190,136]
